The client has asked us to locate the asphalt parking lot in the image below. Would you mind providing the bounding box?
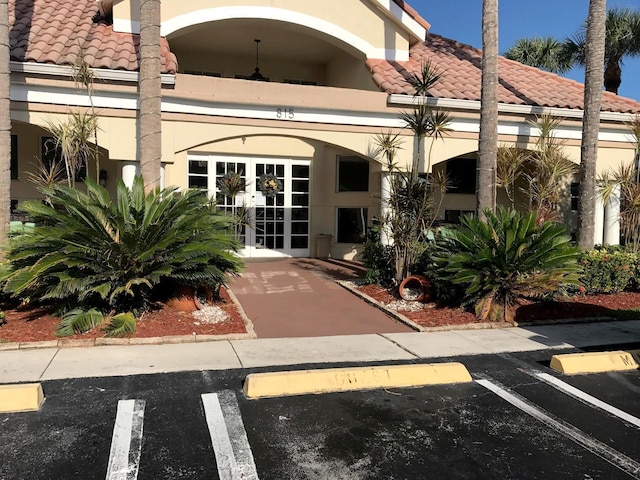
[2,348,640,479]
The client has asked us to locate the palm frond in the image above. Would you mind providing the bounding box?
[104,312,137,337]
[56,308,104,337]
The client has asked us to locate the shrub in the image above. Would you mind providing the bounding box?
[579,247,637,294]
[361,239,395,287]
[413,228,466,306]
[2,176,243,334]
[433,207,581,323]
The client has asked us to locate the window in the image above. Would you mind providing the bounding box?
[336,207,368,243]
[188,159,209,189]
[447,158,476,194]
[41,136,86,181]
[10,135,17,179]
[571,182,579,211]
[337,156,369,192]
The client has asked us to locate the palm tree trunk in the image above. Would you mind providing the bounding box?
[578,0,606,250]
[477,0,498,221]
[139,0,162,192]
[0,0,10,247]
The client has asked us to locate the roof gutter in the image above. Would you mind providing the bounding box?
[10,61,176,86]
[388,93,638,123]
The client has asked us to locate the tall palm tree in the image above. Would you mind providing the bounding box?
[139,0,162,191]
[0,0,10,246]
[578,0,607,250]
[477,0,498,220]
[504,36,573,74]
[505,7,640,94]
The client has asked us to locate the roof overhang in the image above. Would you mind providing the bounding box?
[10,61,176,85]
[389,94,639,123]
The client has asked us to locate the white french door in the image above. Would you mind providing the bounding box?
[188,154,311,258]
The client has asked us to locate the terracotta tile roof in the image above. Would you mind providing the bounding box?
[367,33,640,114]
[10,0,177,74]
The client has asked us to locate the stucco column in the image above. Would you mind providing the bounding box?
[604,185,620,246]
[160,163,166,189]
[594,191,605,246]
[122,162,139,188]
[380,171,392,245]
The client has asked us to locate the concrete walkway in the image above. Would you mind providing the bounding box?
[2,320,640,383]
[229,258,413,338]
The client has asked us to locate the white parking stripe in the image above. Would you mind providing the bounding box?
[106,399,145,480]
[533,372,640,429]
[202,391,259,480]
[476,377,640,479]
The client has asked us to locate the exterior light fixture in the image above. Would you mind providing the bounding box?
[249,39,267,81]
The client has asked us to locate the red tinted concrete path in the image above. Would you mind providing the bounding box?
[229,258,414,338]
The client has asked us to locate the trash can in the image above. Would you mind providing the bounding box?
[315,233,333,258]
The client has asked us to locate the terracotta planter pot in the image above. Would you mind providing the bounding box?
[166,284,214,312]
[398,275,431,302]
[166,285,198,312]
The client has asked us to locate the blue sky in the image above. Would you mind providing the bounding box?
[409,0,640,100]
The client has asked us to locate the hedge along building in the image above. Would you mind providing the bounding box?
[7,0,640,259]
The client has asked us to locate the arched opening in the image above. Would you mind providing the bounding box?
[167,17,375,90]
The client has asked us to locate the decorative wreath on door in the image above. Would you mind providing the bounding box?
[257,173,283,198]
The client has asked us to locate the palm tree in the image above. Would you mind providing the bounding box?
[578,0,606,250]
[139,0,162,191]
[505,8,640,94]
[0,0,9,247]
[477,0,498,220]
[504,36,573,74]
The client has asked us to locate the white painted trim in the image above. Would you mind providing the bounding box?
[10,83,635,143]
[162,97,405,128]
[12,83,138,110]
[448,117,635,143]
[368,0,427,39]
[10,61,176,85]
[389,94,639,123]
[113,17,141,35]
[160,6,408,61]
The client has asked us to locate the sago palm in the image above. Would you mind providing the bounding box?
[3,176,242,325]
[434,207,581,324]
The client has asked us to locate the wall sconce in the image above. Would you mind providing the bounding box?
[99,169,108,187]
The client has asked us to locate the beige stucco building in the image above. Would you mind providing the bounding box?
[8,0,640,259]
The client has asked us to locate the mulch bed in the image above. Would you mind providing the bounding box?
[357,283,640,328]
[0,287,247,343]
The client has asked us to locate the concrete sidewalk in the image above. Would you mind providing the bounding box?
[2,320,640,383]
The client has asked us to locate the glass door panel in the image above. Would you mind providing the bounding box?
[190,155,310,257]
